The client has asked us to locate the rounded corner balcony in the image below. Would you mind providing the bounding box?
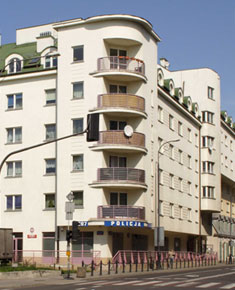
[91,131,147,154]
[91,168,147,189]
[201,197,220,213]
[97,205,145,221]
[93,93,146,118]
[94,57,147,82]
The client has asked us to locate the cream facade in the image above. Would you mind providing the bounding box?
[0,15,234,264]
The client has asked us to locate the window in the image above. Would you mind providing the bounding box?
[45,159,56,174]
[188,182,192,195]
[202,111,214,124]
[187,128,192,142]
[45,56,57,68]
[109,156,126,167]
[43,232,55,258]
[169,115,174,130]
[188,208,192,221]
[6,161,22,177]
[73,82,84,99]
[158,106,163,123]
[6,195,22,210]
[169,144,174,159]
[72,155,83,171]
[178,121,183,136]
[158,137,163,153]
[73,118,83,134]
[6,127,22,143]
[195,133,199,147]
[202,186,215,199]
[208,86,214,100]
[188,155,191,168]
[73,46,84,62]
[170,174,174,189]
[8,58,21,73]
[159,169,163,184]
[7,93,22,109]
[230,140,233,151]
[225,135,228,146]
[195,159,198,173]
[110,120,127,130]
[110,192,127,205]
[231,161,233,172]
[45,194,55,209]
[178,149,183,164]
[45,89,56,105]
[202,161,214,174]
[170,203,174,218]
[72,191,83,207]
[45,124,56,140]
[202,136,214,149]
[109,85,127,94]
[179,178,183,192]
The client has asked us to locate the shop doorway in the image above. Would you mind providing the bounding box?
[112,233,123,256]
[13,233,23,263]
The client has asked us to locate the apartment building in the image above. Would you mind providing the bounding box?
[0,14,234,264]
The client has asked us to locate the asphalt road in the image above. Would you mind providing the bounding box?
[4,266,235,290]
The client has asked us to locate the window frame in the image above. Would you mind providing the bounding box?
[45,89,56,105]
[72,118,84,134]
[6,160,22,177]
[45,193,55,209]
[45,159,56,175]
[73,45,84,62]
[6,127,22,144]
[208,86,214,100]
[6,195,22,211]
[72,191,83,208]
[7,93,23,110]
[45,124,56,140]
[72,81,84,99]
[72,154,84,172]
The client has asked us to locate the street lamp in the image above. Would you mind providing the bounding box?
[156,139,180,266]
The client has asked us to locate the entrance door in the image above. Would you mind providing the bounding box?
[13,233,23,263]
[112,233,123,256]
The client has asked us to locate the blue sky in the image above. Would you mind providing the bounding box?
[0,0,234,117]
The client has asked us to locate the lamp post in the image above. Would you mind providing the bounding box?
[156,139,180,266]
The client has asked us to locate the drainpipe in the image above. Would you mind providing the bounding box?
[198,127,202,254]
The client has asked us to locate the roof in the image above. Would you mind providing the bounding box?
[0,42,39,70]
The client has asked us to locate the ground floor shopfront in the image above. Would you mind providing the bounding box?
[12,221,204,266]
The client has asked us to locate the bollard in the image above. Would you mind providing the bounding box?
[156,260,158,270]
[82,260,84,267]
[180,260,182,268]
[176,259,178,269]
[147,258,149,271]
[141,259,144,272]
[135,259,138,272]
[99,260,102,276]
[115,261,118,274]
[188,260,190,268]
[122,260,125,273]
[108,260,111,275]
[91,260,94,276]
[184,259,186,268]
[129,260,132,273]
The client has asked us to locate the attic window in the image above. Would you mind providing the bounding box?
[8,58,21,73]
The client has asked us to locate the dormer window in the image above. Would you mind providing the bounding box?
[45,55,57,68]
[8,58,21,73]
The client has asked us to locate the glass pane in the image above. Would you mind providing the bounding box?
[7,95,14,109]
[120,193,127,205]
[52,57,57,67]
[46,124,56,139]
[15,196,22,209]
[73,82,83,99]
[45,56,51,68]
[109,156,118,167]
[9,60,14,73]
[110,49,118,56]
[7,128,13,143]
[46,159,56,174]
[73,119,83,134]
[15,127,22,142]
[83,237,93,251]
[119,157,126,167]
[7,196,13,210]
[7,162,13,176]
[15,94,22,108]
[43,238,55,257]
[110,121,117,130]
[46,89,56,104]
[16,59,21,72]
[110,192,118,205]
[73,46,83,61]
[119,121,127,130]
[73,155,83,170]
[119,50,127,57]
[73,191,83,206]
[109,85,117,93]
[46,194,55,208]
[15,161,22,176]
[119,86,127,93]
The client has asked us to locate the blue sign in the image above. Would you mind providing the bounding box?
[79,221,88,227]
[104,221,145,227]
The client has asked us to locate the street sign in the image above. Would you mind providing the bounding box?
[66,212,73,221]
[65,202,75,213]
[154,227,165,247]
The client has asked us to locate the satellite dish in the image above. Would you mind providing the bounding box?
[124,125,133,137]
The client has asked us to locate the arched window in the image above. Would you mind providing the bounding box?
[8,58,21,73]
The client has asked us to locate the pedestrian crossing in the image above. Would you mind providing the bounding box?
[75,279,235,289]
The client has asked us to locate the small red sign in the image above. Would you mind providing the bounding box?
[27,234,37,239]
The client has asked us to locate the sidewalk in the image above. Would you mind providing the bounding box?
[0,263,233,289]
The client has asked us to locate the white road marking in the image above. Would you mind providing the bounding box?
[220,284,235,289]
[196,282,221,288]
[75,288,87,290]
[175,282,198,287]
[112,280,141,285]
[134,280,163,286]
[75,280,104,285]
[153,281,179,286]
[185,274,199,277]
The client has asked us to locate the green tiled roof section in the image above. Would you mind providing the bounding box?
[164,79,173,91]
[0,42,39,70]
[192,102,198,113]
[183,96,191,108]
[174,87,180,97]
[227,116,232,125]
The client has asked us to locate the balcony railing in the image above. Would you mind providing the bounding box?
[97,93,145,112]
[97,205,145,220]
[97,168,145,184]
[97,56,145,76]
[98,131,145,148]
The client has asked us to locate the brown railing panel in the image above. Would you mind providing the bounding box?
[98,168,145,183]
[97,205,145,220]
